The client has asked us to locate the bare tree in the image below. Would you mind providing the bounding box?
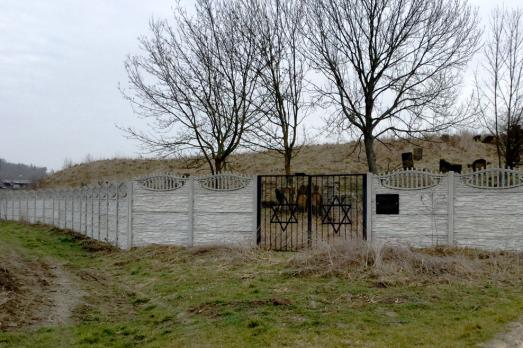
[241,0,310,175]
[476,7,523,168]
[122,0,260,174]
[304,0,480,173]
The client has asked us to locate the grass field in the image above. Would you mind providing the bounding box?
[1,221,522,347]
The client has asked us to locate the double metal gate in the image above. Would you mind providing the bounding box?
[257,174,367,251]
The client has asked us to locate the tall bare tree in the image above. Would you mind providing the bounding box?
[476,7,523,168]
[122,0,260,174]
[241,0,310,175]
[304,0,480,173]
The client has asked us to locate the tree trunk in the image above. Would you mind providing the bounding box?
[284,151,292,176]
[495,127,502,168]
[214,158,223,174]
[363,133,378,173]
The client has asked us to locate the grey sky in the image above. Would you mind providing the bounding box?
[0,0,521,171]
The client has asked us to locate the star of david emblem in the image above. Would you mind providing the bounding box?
[321,196,352,234]
[270,196,298,232]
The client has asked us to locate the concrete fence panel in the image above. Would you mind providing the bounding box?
[371,170,450,247]
[370,168,523,251]
[3,169,522,251]
[193,174,257,247]
[1,180,134,249]
[0,173,258,249]
[453,169,523,250]
[131,174,192,247]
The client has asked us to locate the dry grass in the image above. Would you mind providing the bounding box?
[37,132,499,188]
[110,244,281,270]
[287,241,523,286]
[108,241,523,289]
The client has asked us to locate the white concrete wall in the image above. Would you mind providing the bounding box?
[193,178,257,247]
[131,181,192,247]
[0,174,257,249]
[4,170,521,252]
[0,185,131,249]
[371,170,523,251]
[371,174,449,247]
[454,180,523,250]
[130,176,257,247]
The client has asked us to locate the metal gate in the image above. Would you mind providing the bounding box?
[257,174,367,251]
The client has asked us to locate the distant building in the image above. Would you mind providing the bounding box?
[0,179,33,190]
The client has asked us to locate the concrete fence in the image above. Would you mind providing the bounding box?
[0,173,257,249]
[2,169,523,251]
[368,168,523,251]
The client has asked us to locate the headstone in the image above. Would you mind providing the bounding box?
[439,159,451,173]
[482,135,496,144]
[413,147,423,161]
[450,164,462,173]
[471,159,487,171]
[440,159,462,173]
[402,152,414,170]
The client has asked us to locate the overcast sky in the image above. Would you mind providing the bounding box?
[0,0,521,171]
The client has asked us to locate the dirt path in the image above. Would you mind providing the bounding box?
[35,263,86,328]
[0,247,85,330]
[483,320,523,348]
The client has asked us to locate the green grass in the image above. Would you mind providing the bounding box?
[0,221,522,347]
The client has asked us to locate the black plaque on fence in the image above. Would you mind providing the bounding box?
[257,174,367,251]
[376,194,399,215]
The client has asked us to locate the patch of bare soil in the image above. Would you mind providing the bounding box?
[483,320,523,348]
[36,264,87,328]
[0,248,85,330]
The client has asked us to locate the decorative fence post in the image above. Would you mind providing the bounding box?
[42,191,46,224]
[5,193,8,220]
[0,192,4,220]
[52,191,56,226]
[188,177,194,247]
[127,181,134,249]
[27,192,30,222]
[33,191,37,223]
[64,190,68,229]
[447,172,455,245]
[18,193,21,221]
[82,188,87,235]
[97,186,101,240]
[71,190,75,230]
[115,183,125,248]
[90,188,94,238]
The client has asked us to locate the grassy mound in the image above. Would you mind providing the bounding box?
[37,132,498,188]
